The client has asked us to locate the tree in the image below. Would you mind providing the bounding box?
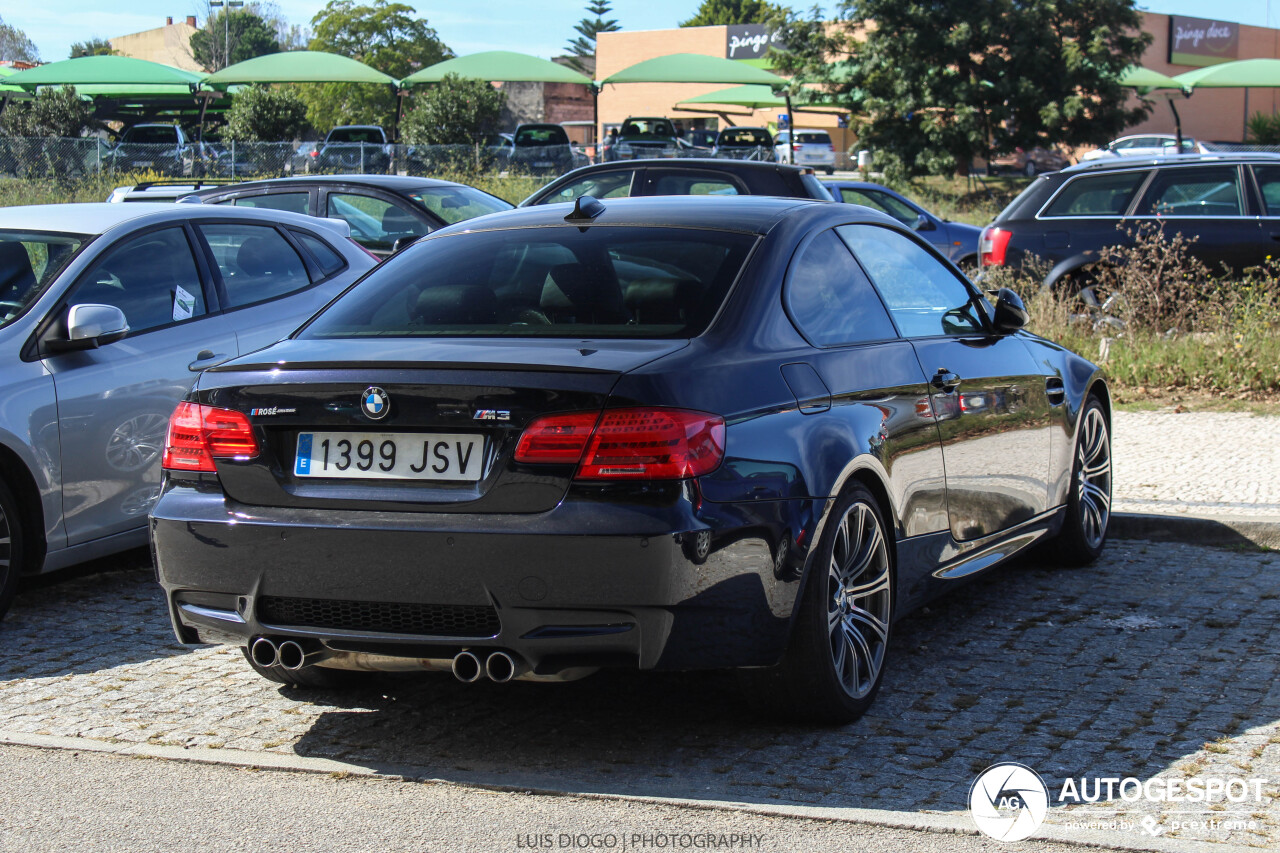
[300,1,452,131]
[191,7,280,71]
[0,15,39,62]
[565,1,620,74]
[69,38,115,58]
[400,74,505,145]
[772,0,1152,178]
[680,0,789,27]
[0,86,95,137]
[223,85,309,141]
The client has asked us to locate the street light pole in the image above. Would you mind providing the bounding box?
[208,0,245,69]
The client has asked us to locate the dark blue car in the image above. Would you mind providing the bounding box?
[823,180,983,273]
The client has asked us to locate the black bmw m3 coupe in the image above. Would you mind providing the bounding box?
[151,195,1112,723]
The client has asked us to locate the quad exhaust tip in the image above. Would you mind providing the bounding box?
[451,650,482,683]
[277,640,307,671]
[485,651,519,683]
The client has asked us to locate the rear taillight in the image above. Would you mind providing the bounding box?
[792,143,802,151]
[161,402,259,473]
[515,408,725,480]
[979,227,1012,267]
[348,238,382,261]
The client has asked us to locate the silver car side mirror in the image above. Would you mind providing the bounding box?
[58,304,130,350]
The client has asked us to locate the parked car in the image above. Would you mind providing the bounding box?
[988,146,1072,177]
[520,159,831,206]
[107,179,241,203]
[106,124,217,177]
[713,126,775,161]
[504,123,575,175]
[186,175,514,258]
[0,203,377,618]
[314,126,393,174]
[608,117,681,161]
[775,129,836,174]
[979,152,1280,290]
[150,195,1111,724]
[686,128,720,149]
[1080,134,1211,162]
[824,180,982,271]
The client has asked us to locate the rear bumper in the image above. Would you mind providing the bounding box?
[151,482,807,674]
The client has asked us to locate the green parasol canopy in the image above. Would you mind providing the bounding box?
[1117,65,1187,92]
[604,53,786,86]
[402,51,591,86]
[675,84,842,110]
[1174,58,1280,89]
[5,55,203,89]
[205,51,396,85]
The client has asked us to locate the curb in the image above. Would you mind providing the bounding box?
[1110,512,1280,549]
[0,731,1259,853]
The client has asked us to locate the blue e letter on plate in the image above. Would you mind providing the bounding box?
[295,433,313,476]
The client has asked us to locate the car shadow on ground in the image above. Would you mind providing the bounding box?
[288,540,1280,816]
[0,548,194,677]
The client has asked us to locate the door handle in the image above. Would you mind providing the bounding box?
[188,350,231,372]
[931,369,961,392]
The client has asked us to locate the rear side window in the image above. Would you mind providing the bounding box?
[1041,171,1147,217]
[299,226,756,340]
[292,231,347,278]
[199,224,311,308]
[233,193,309,215]
[1253,166,1280,215]
[837,225,985,338]
[534,171,635,205]
[649,173,739,196]
[1138,166,1243,217]
[785,230,896,346]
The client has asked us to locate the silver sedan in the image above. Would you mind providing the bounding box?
[0,203,376,617]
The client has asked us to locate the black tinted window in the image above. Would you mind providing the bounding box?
[234,193,309,214]
[786,230,896,346]
[535,171,634,205]
[1254,166,1280,215]
[837,225,985,338]
[1042,171,1147,217]
[74,227,205,333]
[515,126,569,146]
[200,224,311,308]
[1139,166,1243,216]
[292,231,347,277]
[649,173,739,196]
[300,226,756,340]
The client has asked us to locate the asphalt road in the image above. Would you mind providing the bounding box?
[0,744,1136,853]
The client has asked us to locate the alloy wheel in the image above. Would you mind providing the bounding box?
[826,501,892,700]
[105,413,169,472]
[1075,406,1112,549]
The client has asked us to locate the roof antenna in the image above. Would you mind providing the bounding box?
[565,196,605,222]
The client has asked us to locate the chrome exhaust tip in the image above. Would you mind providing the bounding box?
[451,651,482,683]
[485,651,517,683]
[249,636,278,668]
[276,640,308,671]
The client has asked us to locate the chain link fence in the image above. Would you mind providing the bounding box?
[0,137,832,183]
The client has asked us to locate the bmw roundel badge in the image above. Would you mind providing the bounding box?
[361,386,390,420]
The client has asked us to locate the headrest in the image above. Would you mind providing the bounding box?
[413,285,497,325]
[237,237,279,277]
[381,207,419,234]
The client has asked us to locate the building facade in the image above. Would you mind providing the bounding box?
[109,17,202,73]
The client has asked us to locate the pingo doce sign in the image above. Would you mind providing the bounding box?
[1169,15,1239,67]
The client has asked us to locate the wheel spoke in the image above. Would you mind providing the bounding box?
[842,520,883,585]
[846,566,890,601]
[847,605,889,645]
[1083,481,1111,511]
[1084,457,1111,479]
[840,618,864,692]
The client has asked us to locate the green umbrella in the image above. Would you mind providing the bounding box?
[0,66,24,95]
[5,55,204,89]
[603,53,786,86]
[1117,65,1188,93]
[205,50,396,85]
[402,51,591,86]
[676,83,843,111]
[1174,58,1280,88]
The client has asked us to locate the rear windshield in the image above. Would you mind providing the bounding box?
[621,119,675,138]
[719,129,772,147]
[796,132,831,144]
[0,230,87,328]
[328,127,383,143]
[407,186,513,225]
[299,226,756,340]
[122,126,179,145]
[515,126,569,146]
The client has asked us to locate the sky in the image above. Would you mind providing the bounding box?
[7,1,1280,66]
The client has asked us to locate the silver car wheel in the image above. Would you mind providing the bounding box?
[1075,406,1112,550]
[826,501,892,700]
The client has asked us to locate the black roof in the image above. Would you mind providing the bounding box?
[187,174,473,199]
[1061,152,1280,174]
[545,158,814,180]
[435,194,832,237]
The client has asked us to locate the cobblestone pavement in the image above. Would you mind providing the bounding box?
[1113,411,1280,517]
[2,539,1278,849]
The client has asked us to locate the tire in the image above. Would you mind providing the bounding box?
[824,167,835,175]
[0,477,27,621]
[743,483,893,724]
[241,647,364,690]
[1052,397,1112,565]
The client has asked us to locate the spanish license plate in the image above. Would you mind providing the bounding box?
[294,432,483,481]
[134,161,154,168]
[533,161,554,168]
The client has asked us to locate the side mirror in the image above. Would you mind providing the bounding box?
[49,304,130,351]
[912,213,935,232]
[991,288,1029,333]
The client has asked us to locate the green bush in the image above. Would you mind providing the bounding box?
[1248,111,1280,145]
[401,74,505,146]
[223,85,309,142]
